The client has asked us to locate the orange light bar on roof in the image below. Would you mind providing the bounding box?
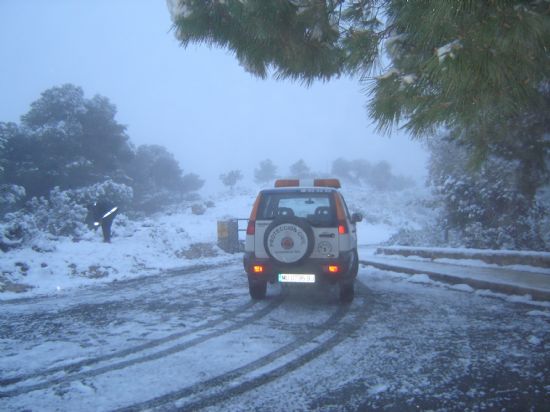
[274,179,300,188]
[314,179,341,188]
[274,178,341,188]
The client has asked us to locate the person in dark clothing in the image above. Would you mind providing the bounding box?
[86,201,118,243]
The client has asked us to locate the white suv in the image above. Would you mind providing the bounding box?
[243,179,362,303]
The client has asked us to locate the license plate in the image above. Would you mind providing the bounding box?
[278,273,315,283]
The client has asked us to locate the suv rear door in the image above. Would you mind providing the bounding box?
[251,189,339,260]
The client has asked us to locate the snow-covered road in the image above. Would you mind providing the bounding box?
[1,259,548,411]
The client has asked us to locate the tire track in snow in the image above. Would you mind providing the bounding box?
[0,262,225,307]
[0,296,284,398]
[0,261,235,306]
[115,282,374,412]
[0,262,244,388]
[0,300,253,388]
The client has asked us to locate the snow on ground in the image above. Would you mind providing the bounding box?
[380,245,550,259]
[371,252,550,274]
[0,182,433,300]
[363,266,550,309]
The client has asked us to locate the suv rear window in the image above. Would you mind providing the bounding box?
[257,192,336,227]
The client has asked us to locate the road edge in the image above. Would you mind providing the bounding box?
[360,259,550,301]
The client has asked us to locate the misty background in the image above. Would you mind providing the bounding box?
[0,0,427,188]
[2,0,547,254]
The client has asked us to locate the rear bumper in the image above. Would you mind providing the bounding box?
[243,250,357,285]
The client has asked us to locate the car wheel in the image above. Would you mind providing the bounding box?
[263,216,314,265]
[249,279,267,300]
[339,283,354,304]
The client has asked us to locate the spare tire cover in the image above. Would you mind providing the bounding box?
[264,217,314,264]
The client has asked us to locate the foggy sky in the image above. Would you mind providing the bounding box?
[0,0,428,187]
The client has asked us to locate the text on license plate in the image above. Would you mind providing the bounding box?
[278,273,315,283]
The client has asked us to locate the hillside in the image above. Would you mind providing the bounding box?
[0,182,435,299]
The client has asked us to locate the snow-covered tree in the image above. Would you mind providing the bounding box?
[349,159,372,183]
[254,159,278,183]
[2,84,204,215]
[181,173,205,193]
[331,158,353,182]
[168,1,549,157]
[367,161,393,191]
[428,135,547,250]
[220,170,243,190]
[127,144,204,212]
[3,84,133,198]
[129,145,186,192]
[289,159,311,178]
[331,157,414,190]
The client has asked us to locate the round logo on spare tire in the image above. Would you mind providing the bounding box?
[281,237,294,250]
[264,217,314,264]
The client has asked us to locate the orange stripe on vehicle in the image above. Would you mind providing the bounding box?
[334,193,346,221]
[248,194,262,220]
[246,194,262,235]
[334,193,348,234]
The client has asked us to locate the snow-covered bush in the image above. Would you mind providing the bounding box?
[68,180,134,210]
[26,187,88,238]
[0,211,39,251]
[0,184,26,216]
[428,137,548,250]
[0,181,134,249]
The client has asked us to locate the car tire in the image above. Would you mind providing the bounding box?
[263,217,314,265]
[339,283,354,304]
[249,279,267,300]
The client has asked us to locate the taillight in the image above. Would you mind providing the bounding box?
[323,264,341,274]
[253,265,264,273]
[247,220,256,235]
[338,224,347,235]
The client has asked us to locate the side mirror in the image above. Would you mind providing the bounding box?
[351,212,363,224]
